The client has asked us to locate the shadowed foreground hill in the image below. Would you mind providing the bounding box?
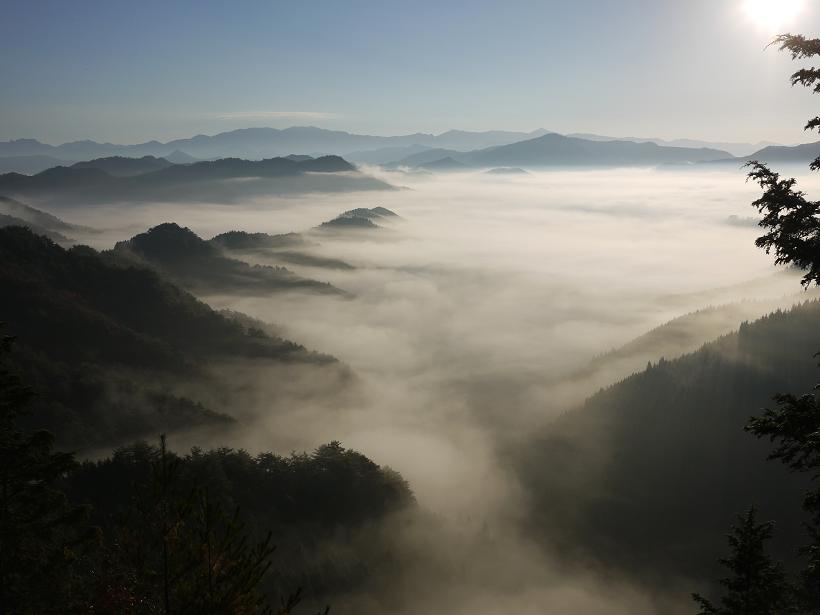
[64,440,416,605]
[113,223,346,295]
[0,227,334,447]
[518,300,820,584]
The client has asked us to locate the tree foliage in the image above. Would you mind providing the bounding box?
[693,508,795,615]
[745,163,820,288]
[0,329,95,614]
[735,31,820,614]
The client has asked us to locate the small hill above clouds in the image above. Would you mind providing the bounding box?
[210,230,355,270]
[339,206,398,219]
[210,230,308,251]
[113,222,346,296]
[317,206,399,231]
[319,215,379,230]
[485,167,529,175]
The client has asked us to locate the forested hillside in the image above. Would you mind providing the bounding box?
[519,300,820,583]
[0,226,336,447]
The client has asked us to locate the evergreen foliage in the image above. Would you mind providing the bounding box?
[693,509,795,615]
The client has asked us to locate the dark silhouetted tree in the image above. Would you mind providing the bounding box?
[0,328,94,615]
[741,32,820,614]
[101,435,281,614]
[693,508,795,615]
[745,35,820,288]
[748,379,820,611]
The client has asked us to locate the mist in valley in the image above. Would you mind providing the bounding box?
[29,165,820,614]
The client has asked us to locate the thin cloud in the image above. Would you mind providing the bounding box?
[213,110,338,121]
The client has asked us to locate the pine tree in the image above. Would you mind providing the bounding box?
[748,384,820,611]
[692,509,794,615]
[105,436,282,614]
[0,328,95,614]
[741,32,820,613]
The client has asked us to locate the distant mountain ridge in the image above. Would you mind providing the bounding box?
[566,133,780,157]
[0,127,553,162]
[7,127,820,173]
[389,133,734,169]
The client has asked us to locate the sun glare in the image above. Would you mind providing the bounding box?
[743,0,805,32]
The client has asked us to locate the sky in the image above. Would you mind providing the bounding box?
[2,0,820,145]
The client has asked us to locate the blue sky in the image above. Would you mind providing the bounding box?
[3,0,820,144]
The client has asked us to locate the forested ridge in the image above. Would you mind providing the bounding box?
[519,300,820,582]
[0,226,336,448]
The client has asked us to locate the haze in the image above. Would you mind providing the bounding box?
[5,2,820,614]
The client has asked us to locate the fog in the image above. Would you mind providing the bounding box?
[55,166,820,613]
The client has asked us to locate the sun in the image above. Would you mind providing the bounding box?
[743,0,805,32]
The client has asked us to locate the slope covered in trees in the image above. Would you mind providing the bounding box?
[518,300,820,583]
[0,336,415,613]
[0,227,335,447]
[62,439,415,610]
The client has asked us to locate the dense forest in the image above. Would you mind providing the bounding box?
[0,328,414,613]
[518,300,820,582]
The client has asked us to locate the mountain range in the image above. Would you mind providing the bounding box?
[3,127,820,180]
[0,126,781,167]
[0,127,553,163]
[387,133,735,168]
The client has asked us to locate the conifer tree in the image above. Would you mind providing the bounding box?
[741,32,820,614]
[0,328,94,615]
[693,509,794,615]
